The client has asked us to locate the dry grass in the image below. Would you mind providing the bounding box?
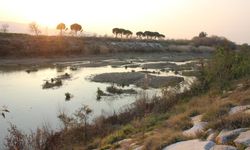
[208,113,250,130]
[165,113,193,130]
[142,129,189,150]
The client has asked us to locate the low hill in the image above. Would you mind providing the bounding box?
[0,33,237,58]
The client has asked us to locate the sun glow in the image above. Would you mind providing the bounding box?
[1,0,250,43]
[1,0,179,31]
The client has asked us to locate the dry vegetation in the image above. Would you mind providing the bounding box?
[0,32,240,58]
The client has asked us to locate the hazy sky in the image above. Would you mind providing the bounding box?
[0,0,250,44]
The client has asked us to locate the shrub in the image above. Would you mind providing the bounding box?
[165,113,193,130]
[102,130,126,145]
[208,113,250,130]
[202,102,233,122]
[202,48,250,90]
[4,124,56,150]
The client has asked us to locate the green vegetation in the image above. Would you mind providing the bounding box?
[96,88,111,100]
[106,85,137,94]
[201,47,250,90]
[42,79,62,89]
[65,92,73,101]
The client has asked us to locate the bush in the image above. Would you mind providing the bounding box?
[208,113,250,130]
[143,129,188,150]
[102,130,126,145]
[202,102,233,122]
[202,47,250,90]
[165,113,193,130]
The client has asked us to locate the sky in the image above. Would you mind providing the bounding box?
[0,0,250,44]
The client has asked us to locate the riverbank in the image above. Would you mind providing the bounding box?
[0,32,218,59]
[0,51,210,68]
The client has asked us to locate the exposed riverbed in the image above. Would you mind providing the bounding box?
[0,53,207,145]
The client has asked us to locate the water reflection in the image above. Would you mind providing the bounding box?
[0,61,195,144]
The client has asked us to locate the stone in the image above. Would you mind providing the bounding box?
[245,147,250,150]
[183,115,208,136]
[216,128,249,144]
[209,145,237,150]
[163,139,215,150]
[234,130,250,147]
[207,132,217,141]
[183,122,208,136]
[133,145,143,150]
[229,105,250,115]
[117,138,133,149]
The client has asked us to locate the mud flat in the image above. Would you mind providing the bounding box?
[91,72,184,88]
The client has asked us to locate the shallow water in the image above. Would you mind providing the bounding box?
[0,60,195,144]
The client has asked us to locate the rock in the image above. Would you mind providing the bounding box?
[209,145,237,150]
[192,115,203,124]
[163,139,215,150]
[229,105,250,115]
[132,145,143,150]
[183,115,208,136]
[245,147,250,150]
[216,128,249,144]
[207,132,217,141]
[234,130,250,147]
[117,138,133,149]
[92,72,184,88]
[183,122,208,136]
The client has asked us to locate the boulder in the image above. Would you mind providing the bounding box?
[209,145,237,150]
[117,138,134,149]
[207,132,217,141]
[183,122,208,136]
[163,139,215,150]
[183,115,208,136]
[229,105,250,115]
[234,130,250,147]
[132,145,143,150]
[216,128,249,144]
[245,147,250,150]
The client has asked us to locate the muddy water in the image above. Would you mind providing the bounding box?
[0,60,195,144]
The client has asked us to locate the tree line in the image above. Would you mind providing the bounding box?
[112,28,165,40]
[28,22,83,36]
[56,22,83,36]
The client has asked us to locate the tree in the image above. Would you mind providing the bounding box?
[1,24,9,33]
[29,22,41,36]
[143,31,150,39]
[124,30,133,38]
[159,34,165,39]
[153,32,160,39]
[70,23,82,36]
[112,28,120,38]
[144,31,154,39]
[56,23,66,36]
[119,28,126,38]
[199,31,207,38]
[136,31,144,39]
